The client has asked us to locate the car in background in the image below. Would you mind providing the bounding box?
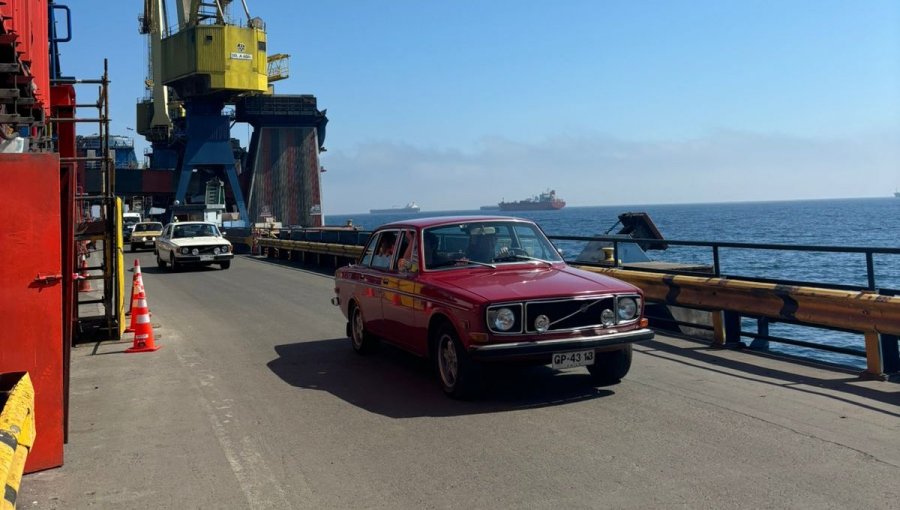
[154,221,233,271]
[122,212,141,242]
[332,216,654,399]
[123,222,138,243]
[129,222,164,252]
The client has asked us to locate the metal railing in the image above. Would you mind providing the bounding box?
[548,234,900,295]
[550,235,900,377]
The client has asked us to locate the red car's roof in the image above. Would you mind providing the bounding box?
[377,215,530,230]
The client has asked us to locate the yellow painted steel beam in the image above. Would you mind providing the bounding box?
[267,53,290,82]
[862,332,895,377]
[579,267,900,336]
[116,199,126,339]
[0,373,35,510]
[1,445,27,510]
[710,310,726,346]
[257,239,364,258]
[580,266,900,376]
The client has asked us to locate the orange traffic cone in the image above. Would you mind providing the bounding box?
[125,285,160,353]
[77,256,93,292]
[124,261,145,332]
[124,288,141,333]
[125,259,144,317]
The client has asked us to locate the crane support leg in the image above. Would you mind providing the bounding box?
[173,99,250,223]
[223,162,250,222]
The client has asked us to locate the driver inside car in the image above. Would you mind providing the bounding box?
[466,227,496,263]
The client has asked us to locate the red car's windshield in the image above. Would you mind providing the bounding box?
[423,221,562,269]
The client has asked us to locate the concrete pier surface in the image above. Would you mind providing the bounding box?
[22,252,900,509]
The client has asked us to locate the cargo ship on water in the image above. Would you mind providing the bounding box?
[498,189,566,211]
[370,202,421,214]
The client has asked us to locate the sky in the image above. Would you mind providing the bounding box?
[61,0,900,214]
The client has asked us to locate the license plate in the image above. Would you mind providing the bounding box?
[200,255,213,261]
[552,350,595,369]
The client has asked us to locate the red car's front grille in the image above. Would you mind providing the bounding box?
[524,297,615,332]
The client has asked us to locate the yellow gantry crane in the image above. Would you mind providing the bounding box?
[134,0,326,229]
[135,0,277,222]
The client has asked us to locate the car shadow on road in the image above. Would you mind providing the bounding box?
[267,338,613,418]
[141,265,221,275]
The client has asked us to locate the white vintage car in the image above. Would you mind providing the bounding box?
[155,221,233,271]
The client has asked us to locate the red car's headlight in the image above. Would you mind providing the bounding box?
[616,297,639,322]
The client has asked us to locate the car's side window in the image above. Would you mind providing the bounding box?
[371,231,398,270]
[360,233,380,266]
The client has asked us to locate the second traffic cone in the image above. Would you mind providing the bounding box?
[124,260,145,332]
[77,256,93,292]
[125,286,160,353]
[126,259,144,317]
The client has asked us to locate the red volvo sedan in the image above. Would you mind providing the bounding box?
[332,216,654,398]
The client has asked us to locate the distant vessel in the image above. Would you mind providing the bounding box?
[479,205,500,211]
[895,191,900,198]
[498,189,566,211]
[370,202,421,214]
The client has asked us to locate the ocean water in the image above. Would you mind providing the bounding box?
[325,197,900,369]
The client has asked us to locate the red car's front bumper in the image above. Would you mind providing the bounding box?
[468,328,654,362]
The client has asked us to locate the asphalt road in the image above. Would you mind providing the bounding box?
[22,251,900,509]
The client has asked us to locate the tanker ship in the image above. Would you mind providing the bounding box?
[498,189,566,211]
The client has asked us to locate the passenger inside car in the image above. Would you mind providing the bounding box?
[393,230,415,271]
[372,232,396,268]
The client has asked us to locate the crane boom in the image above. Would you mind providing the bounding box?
[146,0,171,134]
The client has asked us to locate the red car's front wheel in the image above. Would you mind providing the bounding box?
[435,325,480,399]
[586,345,632,386]
[350,304,378,354]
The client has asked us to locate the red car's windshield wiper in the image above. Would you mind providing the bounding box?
[493,253,553,267]
[431,258,496,269]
